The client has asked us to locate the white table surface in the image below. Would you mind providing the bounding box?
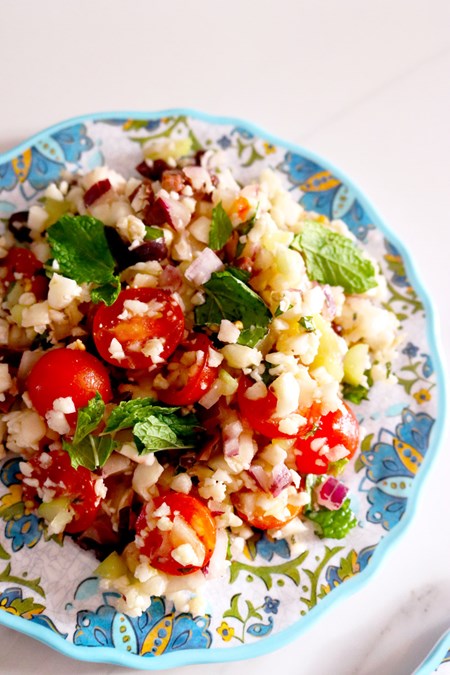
[0,1,449,673]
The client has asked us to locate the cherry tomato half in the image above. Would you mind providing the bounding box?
[237,376,321,439]
[156,333,219,406]
[231,489,302,530]
[27,348,112,422]
[2,247,43,282]
[135,492,216,576]
[93,287,185,370]
[22,449,101,533]
[294,402,360,475]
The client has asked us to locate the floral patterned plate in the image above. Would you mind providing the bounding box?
[0,110,445,669]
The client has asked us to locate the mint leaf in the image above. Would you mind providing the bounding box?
[104,398,178,434]
[209,202,232,251]
[194,270,271,347]
[133,411,200,453]
[305,498,357,539]
[47,214,120,305]
[291,220,377,294]
[342,382,369,404]
[299,316,315,332]
[227,266,251,283]
[63,434,116,471]
[103,397,203,453]
[73,393,105,445]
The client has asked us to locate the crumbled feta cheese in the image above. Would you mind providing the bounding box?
[4,409,46,452]
[48,273,83,310]
[132,461,164,500]
[171,543,204,568]
[21,301,51,333]
[142,338,165,363]
[170,473,193,494]
[28,205,48,233]
[108,338,126,362]
[116,215,147,245]
[218,319,241,344]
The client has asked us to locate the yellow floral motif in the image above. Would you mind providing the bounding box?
[413,388,432,404]
[0,484,23,511]
[216,621,235,642]
[263,142,276,155]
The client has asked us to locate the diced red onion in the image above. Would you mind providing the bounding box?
[8,211,30,243]
[269,462,293,497]
[184,248,224,286]
[182,166,213,193]
[315,476,348,511]
[322,285,337,320]
[248,465,271,492]
[159,264,183,291]
[222,412,243,457]
[83,178,112,206]
[145,194,191,231]
[102,453,132,478]
[161,169,186,193]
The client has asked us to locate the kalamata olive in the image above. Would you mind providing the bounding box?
[128,239,167,263]
[135,159,170,180]
[8,211,31,243]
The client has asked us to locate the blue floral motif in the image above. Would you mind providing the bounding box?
[74,596,212,655]
[402,342,419,358]
[217,135,232,149]
[262,596,280,615]
[231,126,255,140]
[4,515,42,552]
[360,409,434,530]
[325,545,376,589]
[279,151,373,241]
[101,118,161,132]
[246,616,273,637]
[0,124,93,196]
[255,533,290,561]
[0,457,43,550]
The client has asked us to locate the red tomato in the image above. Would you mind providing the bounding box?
[230,489,302,530]
[27,348,112,422]
[157,333,219,406]
[93,287,185,370]
[135,492,216,576]
[294,402,360,475]
[237,376,321,439]
[22,449,101,533]
[2,247,43,282]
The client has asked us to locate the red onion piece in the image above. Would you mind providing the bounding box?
[248,465,271,492]
[182,166,213,193]
[222,412,243,458]
[269,462,293,497]
[84,178,112,207]
[159,264,183,291]
[161,169,186,193]
[322,285,337,320]
[315,476,348,511]
[8,211,31,243]
[144,192,190,231]
[184,248,224,286]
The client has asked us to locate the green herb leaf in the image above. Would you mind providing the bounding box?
[342,382,369,404]
[47,214,120,305]
[104,397,202,453]
[304,498,357,539]
[227,266,251,283]
[235,212,257,258]
[73,393,105,445]
[145,226,165,241]
[208,202,233,251]
[63,434,116,471]
[291,220,377,294]
[104,398,178,434]
[299,316,316,332]
[195,270,272,347]
[133,411,200,453]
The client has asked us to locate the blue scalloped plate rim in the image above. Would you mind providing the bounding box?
[414,630,450,674]
[0,109,447,669]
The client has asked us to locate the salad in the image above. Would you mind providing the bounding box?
[0,138,400,616]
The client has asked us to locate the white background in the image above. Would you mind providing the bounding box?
[0,1,449,673]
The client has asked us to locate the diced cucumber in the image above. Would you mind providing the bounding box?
[95,551,128,580]
[311,314,345,382]
[343,343,370,386]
